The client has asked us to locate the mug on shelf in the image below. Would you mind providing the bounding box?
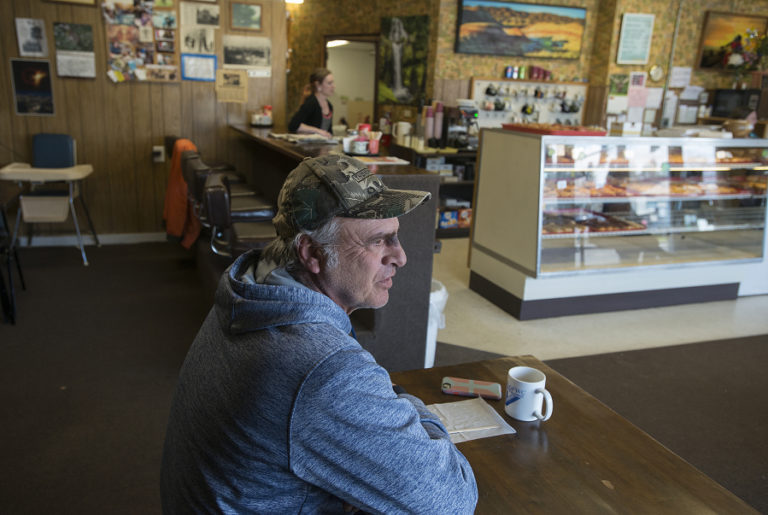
[392,121,412,145]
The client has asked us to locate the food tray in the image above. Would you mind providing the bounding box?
[542,210,645,235]
[502,123,607,136]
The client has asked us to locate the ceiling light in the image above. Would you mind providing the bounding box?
[286,0,303,4]
[326,40,349,48]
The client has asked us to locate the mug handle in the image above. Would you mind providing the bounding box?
[534,388,553,421]
[392,124,400,137]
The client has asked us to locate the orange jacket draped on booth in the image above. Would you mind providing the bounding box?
[163,138,201,249]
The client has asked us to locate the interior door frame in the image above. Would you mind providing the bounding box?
[322,33,380,123]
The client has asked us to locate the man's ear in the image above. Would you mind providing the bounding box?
[296,235,322,274]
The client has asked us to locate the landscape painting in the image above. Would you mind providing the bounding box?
[696,11,768,71]
[455,0,586,59]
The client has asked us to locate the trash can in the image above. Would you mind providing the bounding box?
[425,279,448,368]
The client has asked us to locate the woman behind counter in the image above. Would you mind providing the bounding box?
[288,68,335,138]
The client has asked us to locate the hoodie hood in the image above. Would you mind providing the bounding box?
[214,251,352,336]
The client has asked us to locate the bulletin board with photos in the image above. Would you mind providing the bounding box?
[102,0,180,82]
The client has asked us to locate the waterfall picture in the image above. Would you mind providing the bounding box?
[378,15,429,105]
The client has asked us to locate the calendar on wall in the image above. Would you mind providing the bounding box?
[469,78,588,128]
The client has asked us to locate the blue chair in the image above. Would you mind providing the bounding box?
[0,133,99,265]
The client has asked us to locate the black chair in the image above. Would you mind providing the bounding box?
[204,173,276,257]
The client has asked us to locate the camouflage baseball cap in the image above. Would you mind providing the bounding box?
[272,154,431,238]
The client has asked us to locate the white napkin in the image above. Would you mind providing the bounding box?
[427,397,516,443]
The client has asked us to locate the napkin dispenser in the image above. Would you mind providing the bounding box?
[250,112,273,127]
[249,106,273,127]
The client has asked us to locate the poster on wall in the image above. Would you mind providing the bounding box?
[10,59,54,116]
[378,15,429,106]
[454,1,585,59]
[15,18,49,58]
[53,22,96,78]
[616,13,654,65]
[102,1,179,82]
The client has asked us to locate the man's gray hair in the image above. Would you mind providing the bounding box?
[262,217,342,273]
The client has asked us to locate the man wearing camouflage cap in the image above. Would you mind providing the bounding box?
[161,155,478,514]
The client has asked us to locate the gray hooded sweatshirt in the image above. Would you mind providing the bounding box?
[160,250,477,514]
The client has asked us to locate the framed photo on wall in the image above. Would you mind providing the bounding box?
[231,2,262,31]
[697,11,768,71]
[454,0,586,59]
[44,0,96,5]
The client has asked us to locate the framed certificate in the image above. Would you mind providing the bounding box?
[181,53,217,81]
[617,13,655,65]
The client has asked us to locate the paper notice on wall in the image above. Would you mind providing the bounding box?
[645,87,663,109]
[680,85,705,101]
[215,69,248,103]
[662,91,678,126]
[628,86,648,108]
[669,67,692,89]
[607,95,629,114]
[627,106,645,123]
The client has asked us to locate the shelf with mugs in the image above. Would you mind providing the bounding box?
[469,76,588,129]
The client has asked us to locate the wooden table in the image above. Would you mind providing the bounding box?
[390,356,756,514]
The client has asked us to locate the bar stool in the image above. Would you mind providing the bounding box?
[0,134,99,266]
[203,173,276,257]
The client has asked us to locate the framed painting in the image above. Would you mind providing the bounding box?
[231,2,262,31]
[455,0,586,59]
[697,11,768,71]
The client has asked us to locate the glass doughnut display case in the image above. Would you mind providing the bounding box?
[469,128,768,319]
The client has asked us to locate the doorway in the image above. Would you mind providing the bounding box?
[323,34,378,129]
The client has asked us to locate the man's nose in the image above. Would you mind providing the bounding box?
[386,243,406,268]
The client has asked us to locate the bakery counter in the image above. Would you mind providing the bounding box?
[228,123,441,372]
[469,128,768,319]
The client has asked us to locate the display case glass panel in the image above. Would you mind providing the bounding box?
[540,140,767,274]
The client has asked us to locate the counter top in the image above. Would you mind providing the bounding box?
[229,124,433,176]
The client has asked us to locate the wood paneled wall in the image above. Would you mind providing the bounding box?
[0,0,286,236]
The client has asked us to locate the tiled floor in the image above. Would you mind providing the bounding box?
[431,238,768,361]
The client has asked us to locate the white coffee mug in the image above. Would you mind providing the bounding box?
[505,366,553,422]
[342,136,356,153]
[392,121,412,145]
